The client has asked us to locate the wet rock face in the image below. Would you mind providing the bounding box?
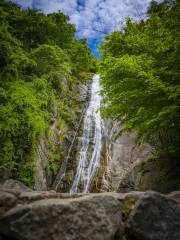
[103,120,152,191]
[126,191,180,240]
[35,137,49,191]
[0,194,123,240]
[118,157,180,193]
[79,83,90,103]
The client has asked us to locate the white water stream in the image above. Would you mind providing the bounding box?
[70,74,103,193]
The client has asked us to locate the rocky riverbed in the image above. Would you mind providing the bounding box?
[0,179,180,240]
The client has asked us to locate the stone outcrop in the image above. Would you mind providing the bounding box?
[102,120,152,191]
[0,179,32,192]
[0,181,180,240]
[52,83,90,193]
[0,191,17,214]
[35,137,49,191]
[0,193,123,240]
[126,191,180,240]
[118,157,180,193]
[168,191,180,202]
[32,81,90,192]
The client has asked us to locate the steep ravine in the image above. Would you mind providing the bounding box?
[51,82,91,192]
[52,74,152,194]
[53,74,147,194]
[70,74,103,194]
[1,74,180,240]
[49,74,180,194]
[53,74,104,193]
[34,79,91,191]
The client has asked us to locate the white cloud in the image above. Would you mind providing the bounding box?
[12,0,33,8]
[11,0,162,41]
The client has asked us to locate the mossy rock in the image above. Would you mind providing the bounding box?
[119,157,180,193]
[121,196,137,221]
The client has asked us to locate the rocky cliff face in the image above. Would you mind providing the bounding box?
[92,119,180,194]
[35,137,49,190]
[34,82,90,192]
[52,83,90,192]
[118,156,180,193]
[100,120,152,192]
[34,79,179,195]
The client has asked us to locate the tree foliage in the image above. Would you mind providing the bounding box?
[0,1,96,185]
[100,0,180,158]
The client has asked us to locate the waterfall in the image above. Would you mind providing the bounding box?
[70,74,103,194]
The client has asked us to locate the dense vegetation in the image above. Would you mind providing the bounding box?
[100,0,180,159]
[0,1,96,185]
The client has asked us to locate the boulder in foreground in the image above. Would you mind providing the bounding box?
[0,194,123,240]
[126,191,180,240]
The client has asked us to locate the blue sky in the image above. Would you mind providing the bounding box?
[11,0,161,57]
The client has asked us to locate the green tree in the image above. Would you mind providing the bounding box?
[100,0,180,159]
[0,1,96,185]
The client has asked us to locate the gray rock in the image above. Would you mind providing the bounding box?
[0,194,123,240]
[57,192,86,198]
[0,191,17,221]
[0,191,17,209]
[35,137,49,191]
[0,179,32,192]
[126,191,180,240]
[102,120,152,192]
[168,191,180,202]
[18,191,57,203]
[119,157,180,194]
[18,191,86,203]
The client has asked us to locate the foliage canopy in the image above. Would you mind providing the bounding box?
[0,1,96,185]
[100,0,180,159]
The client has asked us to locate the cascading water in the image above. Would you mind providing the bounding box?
[70,74,103,194]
